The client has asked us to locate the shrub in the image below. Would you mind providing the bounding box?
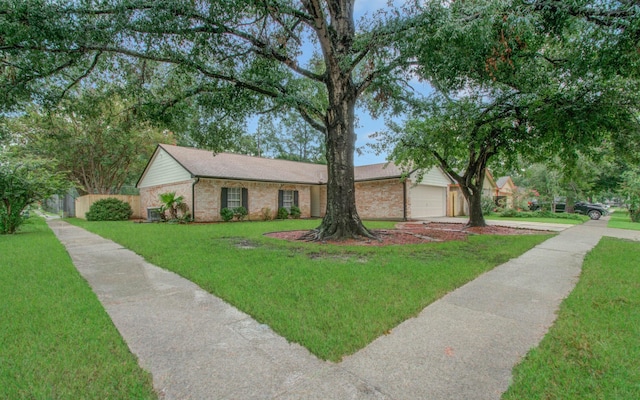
[0,208,24,235]
[159,192,189,222]
[500,208,519,217]
[233,206,248,221]
[481,196,495,215]
[277,207,289,220]
[220,207,234,222]
[86,198,133,221]
[289,205,301,219]
[261,207,273,221]
[631,209,640,223]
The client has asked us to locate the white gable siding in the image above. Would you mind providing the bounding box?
[138,148,192,188]
[410,167,450,187]
[482,175,496,197]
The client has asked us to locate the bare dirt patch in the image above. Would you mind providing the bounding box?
[264,222,550,246]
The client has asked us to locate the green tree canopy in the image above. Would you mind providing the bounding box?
[0,154,70,234]
[378,0,640,226]
[1,0,416,240]
[3,92,173,195]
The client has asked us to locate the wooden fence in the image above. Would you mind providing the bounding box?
[75,195,141,220]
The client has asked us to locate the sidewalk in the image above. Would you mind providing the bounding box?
[47,219,640,399]
[421,216,574,232]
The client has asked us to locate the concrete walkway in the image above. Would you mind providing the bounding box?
[46,218,640,399]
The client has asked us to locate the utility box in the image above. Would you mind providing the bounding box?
[147,207,163,222]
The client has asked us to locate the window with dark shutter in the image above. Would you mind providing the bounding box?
[221,187,228,209]
[242,188,248,210]
[222,187,247,209]
[278,189,298,210]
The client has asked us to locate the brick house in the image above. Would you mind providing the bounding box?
[136,144,452,221]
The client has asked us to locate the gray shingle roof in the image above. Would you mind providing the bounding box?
[496,176,511,188]
[354,162,405,180]
[159,144,406,184]
[160,144,327,184]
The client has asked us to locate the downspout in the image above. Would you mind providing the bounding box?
[191,177,199,222]
[403,180,408,221]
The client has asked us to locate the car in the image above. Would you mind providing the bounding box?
[573,202,609,220]
[529,201,608,220]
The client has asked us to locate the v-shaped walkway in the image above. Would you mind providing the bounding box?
[46,218,640,399]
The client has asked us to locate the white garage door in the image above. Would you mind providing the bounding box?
[410,185,446,218]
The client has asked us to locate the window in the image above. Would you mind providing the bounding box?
[221,187,248,209]
[278,190,299,210]
[282,190,294,210]
[227,188,242,208]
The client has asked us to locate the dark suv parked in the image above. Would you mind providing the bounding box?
[529,201,608,220]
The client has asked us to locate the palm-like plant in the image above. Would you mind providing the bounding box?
[159,192,189,221]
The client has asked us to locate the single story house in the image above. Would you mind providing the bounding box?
[495,176,517,208]
[136,144,453,221]
[447,170,498,217]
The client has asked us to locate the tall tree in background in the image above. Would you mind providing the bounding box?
[378,0,639,226]
[0,0,413,240]
[4,92,173,194]
[255,111,326,163]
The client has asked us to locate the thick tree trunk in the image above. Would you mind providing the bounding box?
[458,163,488,228]
[464,187,487,227]
[302,0,374,241]
[304,78,375,241]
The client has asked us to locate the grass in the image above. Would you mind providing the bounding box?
[0,218,157,399]
[607,210,640,231]
[503,237,640,399]
[67,218,551,361]
[483,213,589,225]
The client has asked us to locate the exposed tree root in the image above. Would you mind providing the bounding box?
[300,222,380,242]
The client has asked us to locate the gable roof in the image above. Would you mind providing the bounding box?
[139,144,448,187]
[354,162,404,180]
[496,176,516,189]
[158,144,327,184]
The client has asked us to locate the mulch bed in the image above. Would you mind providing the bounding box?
[264,222,550,246]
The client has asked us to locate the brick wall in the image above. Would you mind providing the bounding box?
[195,178,313,221]
[139,181,193,220]
[140,177,408,222]
[355,179,406,220]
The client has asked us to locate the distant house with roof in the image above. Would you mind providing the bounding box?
[447,170,499,217]
[136,144,453,221]
[495,176,517,208]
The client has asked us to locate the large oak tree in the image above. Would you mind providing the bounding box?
[378,0,640,226]
[0,0,413,240]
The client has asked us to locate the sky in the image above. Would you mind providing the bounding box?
[354,0,403,166]
[248,0,429,166]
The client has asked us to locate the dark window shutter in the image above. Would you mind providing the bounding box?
[293,190,299,206]
[278,190,284,209]
[242,188,248,209]
[221,188,228,209]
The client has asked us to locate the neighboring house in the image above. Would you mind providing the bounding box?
[136,144,452,222]
[447,170,498,217]
[495,176,517,208]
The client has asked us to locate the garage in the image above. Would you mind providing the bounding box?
[409,184,447,218]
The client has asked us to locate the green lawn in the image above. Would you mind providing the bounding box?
[484,213,589,225]
[68,218,551,361]
[0,218,157,399]
[607,210,640,231]
[503,237,640,399]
